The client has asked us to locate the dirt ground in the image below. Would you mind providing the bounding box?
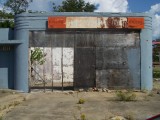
[0,81,160,120]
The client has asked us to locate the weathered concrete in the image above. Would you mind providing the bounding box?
[2,91,160,120]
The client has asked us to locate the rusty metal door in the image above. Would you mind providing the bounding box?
[96,30,140,89]
[74,32,96,89]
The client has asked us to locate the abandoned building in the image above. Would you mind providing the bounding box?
[0,12,152,92]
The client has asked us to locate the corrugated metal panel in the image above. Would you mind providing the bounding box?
[95,31,139,47]
[96,69,132,89]
[63,48,74,82]
[29,31,51,47]
[29,30,140,90]
[52,48,62,82]
[96,47,128,69]
[96,30,140,89]
[75,32,95,47]
[74,47,96,88]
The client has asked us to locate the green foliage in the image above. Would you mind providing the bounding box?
[153,80,160,90]
[78,98,85,104]
[73,106,87,120]
[153,44,160,62]
[0,10,14,28]
[153,71,160,78]
[31,48,46,65]
[116,91,136,101]
[4,0,29,14]
[0,116,2,120]
[0,20,14,28]
[0,10,14,19]
[53,0,97,12]
[80,114,86,120]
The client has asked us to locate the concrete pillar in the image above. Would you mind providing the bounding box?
[140,24,152,90]
[14,29,29,92]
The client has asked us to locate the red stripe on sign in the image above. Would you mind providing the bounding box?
[128,17,144,29]
[48,17,66,28]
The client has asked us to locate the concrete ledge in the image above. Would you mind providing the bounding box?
[0,40,22,44]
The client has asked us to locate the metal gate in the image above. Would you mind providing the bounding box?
[29,31,74,91]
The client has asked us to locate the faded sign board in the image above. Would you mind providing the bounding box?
[66,17,97,28]
[48,17,144,29]
[97,17,128,28]
[48,17,66,28]
[128,17,144,29]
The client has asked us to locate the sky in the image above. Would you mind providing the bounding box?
[0,0,160,39]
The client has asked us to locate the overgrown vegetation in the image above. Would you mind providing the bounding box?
[29,48,46,91]
[116,90,136,101]
[53,0,97,12]
[0,10,14,28]
[153,43,160,62]
[78,98,85,104]
[153,67,160,78]
[153,80,160,90]
[0,10,14,19]
[4,0,29,15]
[30,48,46,65]
[0,20,14,28]
[73,106,87,120]
[0,116,2,120]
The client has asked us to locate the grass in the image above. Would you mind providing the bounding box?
[73,106,87,120]
[116,90,136,101]
[153,80,160,90]
[153,66,160,78]
[147,92,154,97]
[78,98,85,104]
[0,116,2,120]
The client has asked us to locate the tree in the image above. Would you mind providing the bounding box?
[53,0,97,12]
[30,48,46,66]
[4,0,29,15]
[0,10,14,19]
[0,10,14,28]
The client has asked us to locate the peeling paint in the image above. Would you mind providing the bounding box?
[48,17,144,29]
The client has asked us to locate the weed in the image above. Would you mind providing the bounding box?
[80,114,86,120]
[78,98,85,104]
[153,80,160,90]
[147,92,154,97]
[13,101,20,106]
[73,106,87,120]
[0,116,2,120]
[153,71,160,78]
[116,90,136,101]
